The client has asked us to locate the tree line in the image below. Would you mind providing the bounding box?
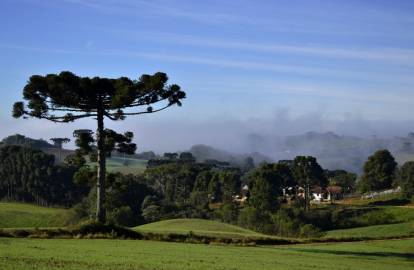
[5,70,414,236]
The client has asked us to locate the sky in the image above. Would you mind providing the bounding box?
[1,0,414,153]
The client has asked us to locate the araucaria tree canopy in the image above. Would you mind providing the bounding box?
[12,71,186,222]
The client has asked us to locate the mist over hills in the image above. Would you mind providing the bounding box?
[2,132,414,174]
[189,144,272,166]
[240,131,414,173]
[186,131,414,173]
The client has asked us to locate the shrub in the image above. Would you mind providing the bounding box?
[107,206,134,226]
[219,203,239,224]
[299,224,324,238]
[270,210,300,237]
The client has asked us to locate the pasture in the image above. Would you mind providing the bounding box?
[135,218,264,238]
[0,238,413,270]
[325,222,414,239]
[0,203,75,228]
[88,157,147,175]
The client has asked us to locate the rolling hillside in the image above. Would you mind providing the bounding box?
[88,156,147,174]
[0,203,76,228]
[134,218,264,238]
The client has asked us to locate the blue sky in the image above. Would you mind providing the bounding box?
[1,0,414,152]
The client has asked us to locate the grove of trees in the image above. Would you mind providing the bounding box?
[0,145,87,206]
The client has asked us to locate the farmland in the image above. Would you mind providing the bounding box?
[0,238,413,270]
[0,203,75,228]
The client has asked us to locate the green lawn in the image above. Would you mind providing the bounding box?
[0,203,75,228]
[135,218,264,238]
[0,238,413,270]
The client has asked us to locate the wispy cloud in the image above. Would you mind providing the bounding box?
[58,0,414,38]
[110,30,414,65]
[186,78,414,107]
[60,0,246,25]
[2,43,414,85]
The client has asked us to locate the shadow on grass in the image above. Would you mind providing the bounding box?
[368,198,410,206]
[290,248,414,261]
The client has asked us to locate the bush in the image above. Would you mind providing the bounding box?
[270,210,300,237]
[70,221,143,239]
[107,206,134,226]
[299,224,324,238]
[237,206,274,233]
[218,203,239,224]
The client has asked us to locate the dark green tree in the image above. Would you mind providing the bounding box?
[325,170,357,193]
[164,152,178,160]
[193,170,213,192]
[398,161,414,199]
[217,169,241,203]
[73,128,137,162]
[242,156,255,172]
[144,163,207,204]
[12,71,185,222]
[50,137,70,149]
[359,149,397,193]
[247,163,285,212]
[292,156,326,211]
[0,145,86,206]
[50,137,70,162]
[179,152,196,162]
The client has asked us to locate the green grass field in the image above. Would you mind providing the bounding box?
[0,203,75,228]
[88,157,147,174]
[325,222,414,238]
[0,238,413,270]
[324,206,414,239]
[135,218,264,238]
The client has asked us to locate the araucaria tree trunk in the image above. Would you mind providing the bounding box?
[305,184,310,211]
[96,108,106,223]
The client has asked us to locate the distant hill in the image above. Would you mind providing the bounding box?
[0,134,56,149]
[3,132,414,174]
[243,131,414,173]
[189,144,271,166]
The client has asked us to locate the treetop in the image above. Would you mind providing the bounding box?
[13,71,186,122]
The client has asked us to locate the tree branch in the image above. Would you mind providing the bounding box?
[42,113,97,123]
[115,104,172,116]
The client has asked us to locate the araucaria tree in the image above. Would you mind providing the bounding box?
[12,71,186,222]
[292,156,326,211]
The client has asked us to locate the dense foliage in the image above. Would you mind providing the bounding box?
[2,130,407,238]
[398,161,414,200]
[76,172,155,226]
[0,145,87,206]
[359,149,397,192]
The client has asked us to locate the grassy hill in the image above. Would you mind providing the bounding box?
[325,221,414,239]
[88,156,147,174]
[134,218,264,238]
[323,205,414,239]
[0,203,76,228]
